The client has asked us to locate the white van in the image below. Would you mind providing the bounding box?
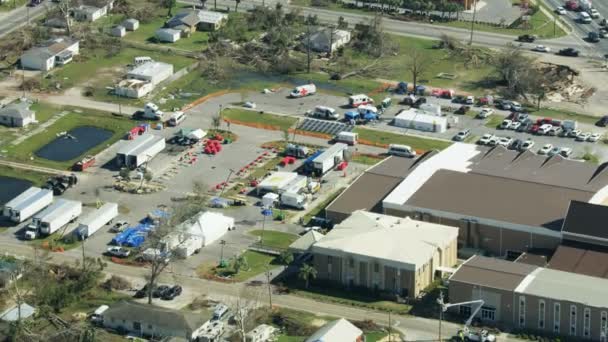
[348,94,374,108]
[579,12,592,23]
[310,106,338,120]
[168,111,186,126]
[290,84,316,98]
[335,131,358,145]
[388,144,416,158]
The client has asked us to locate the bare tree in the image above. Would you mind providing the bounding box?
[405,49,429,93]
[229,287,263,342]
[55,0,78,36]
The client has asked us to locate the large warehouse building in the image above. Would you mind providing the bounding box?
[449,255,608,341]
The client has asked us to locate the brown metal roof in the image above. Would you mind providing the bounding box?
[326,155,424,217]
[405,169,594,229]
[450,255,536,291]
[548,245,608,278]
[562,200,608,239]
[514,252,548,267]
[470,146,608,192]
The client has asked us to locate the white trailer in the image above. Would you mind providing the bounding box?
[116,134,166,168]
[28,199,82,238]
[280,192,308,210]
[173,235,204,258]
[312,143,347,175]
[3,187,53,223]
[73,202,118,240]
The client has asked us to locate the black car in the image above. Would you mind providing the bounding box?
[510,139,524,151]
[134,284,156,299]
[455,105,471,115]
[153,285,171,298]
[597,115,608,127]
[452,95,467,104]
[588,32,600,43]
[557,48,580,57]
[162,285,183,300]
[517,34,537,42]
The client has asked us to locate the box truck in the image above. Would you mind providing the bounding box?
[280,192,308,210]
[312,143,347,175]
[3,187,53,223]
[290,84,316,98]
[25,199,82,239]
[73,203,118,240]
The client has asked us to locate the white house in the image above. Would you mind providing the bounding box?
[127,61,174,85]
[115,79,155,98]
[72,5,107,22]
[166,9,228,32]
[20,38,79,72]
[0,101,36,128]
[155,28,181,43]
[393,108,448,133]
[307,29,351,53]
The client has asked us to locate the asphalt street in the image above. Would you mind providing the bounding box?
[0,2,50,38]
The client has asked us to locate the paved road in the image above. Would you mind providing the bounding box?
[0,2,50,38]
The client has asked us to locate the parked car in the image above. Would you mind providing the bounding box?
[555,6,566,15]
[569,129,582,138]
[588,133,602,142]
[588,31,600,43]
[522,140,535,150]
[152,285,171,298]
[477,108,494,119]
[510,101,524,112]
[510,139,524,150]
[453,129,471,141]
[478,134,495,145]
[548,126,562,136]
[510,121,522,130]
[455,105,471,114]
[577,132,591,141]
[162,285,183,300]
[106,247,131,258]
[111,220,129,233]
[518,34,537,42]
[558,48,580,57]
[532,45,551,52]
[465,95,475,105]
[600,28,608,38]
[596,115,608,127]
[548,146,562,156]
[488,136,500,146]
[538,124,553,135]
[539,144,553,155]
[134,284,155,299]
[590,8,601,18]
[452,95,467,104]
[517,120,532,132]
[498,137,513,147]
[560,147,573,157]
[500,120,512,130]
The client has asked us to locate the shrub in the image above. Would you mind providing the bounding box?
[102,275,131,291]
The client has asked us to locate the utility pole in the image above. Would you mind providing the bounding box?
[265,268,273,308]
[388,311,392,342]
[306,21,312,74]
[218,168,234,198]
[468,0,478,45]
[219,239,226,264]
[81,238,86,272]
[438,291,444,342]
[553,14,557,37]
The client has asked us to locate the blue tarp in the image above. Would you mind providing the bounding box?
[415,85,426,95]
[396,82,408,94]
[344,111,359,120]
[110,222,155,247]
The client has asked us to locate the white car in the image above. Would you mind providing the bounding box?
[510,121,522,130]
[488,136,500,146]
[243,101,257,109]
[560,147,573,157]
[510,101,523,112]
[548,146,562,156]
[465,95,475,105]
[538,124,553,135]
[577,132,591,141]
[588,133,601,142]
[500,119,512,130]
[556,6,566,15]
[453,129,471,141]
[569,129,582,138]
[478,134,495,145]
[522,140,535,150]
[590,8,600,18]
[477,108,494,119]
[106,246,131,258]
[498,137,513,147]
[532,45,551,53]
[539,143,553,155]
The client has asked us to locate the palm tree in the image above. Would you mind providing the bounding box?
[235,0,242,12]
[278,251,294,271]
[298,264,317,289]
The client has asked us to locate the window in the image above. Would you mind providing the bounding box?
[519,296,526,328]
[539,300,546,329]
[148,324,153,330]
[570,305,577,336]
[348,258,354,268]
[584,308,591,338]
[374,262,379,273]
[327,256,332,265]
[460,305,472,317]
[554,303,561,334]
[600,311,607,342]
[133,321,141,331]
[481,307,496,321]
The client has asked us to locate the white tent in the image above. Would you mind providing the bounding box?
[187,128,206,140]
[183,211,234,246]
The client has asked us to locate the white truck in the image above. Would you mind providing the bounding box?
[73,202,118,240]
[3,187,53,223]
[280,192,308,210]
[312,143,347,175]
[290,84,316,98]
[25,199,82,240]
[143,103,164,120]
[173,235,203,258]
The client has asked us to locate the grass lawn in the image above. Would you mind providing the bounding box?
[351,153,386,165]
[124,16,210,52]
[208,250,277,282]
[0,164,52,186]
[0,0,26,11]
[222,108,298,131]
[60,285,131,318]
[302,188,344,225]
[31,231,81,251]
[484,115,505,128]
[248,230,299,249]
[3,107,142,170]
[31,102,64,123]
[354,127,452,151]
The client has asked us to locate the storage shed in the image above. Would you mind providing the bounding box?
[115,134,166,168]
[394,108,448,133]
[110,25,126,37]
[123,18,139,31]
[155,28,181,42]
[127,61,174,85]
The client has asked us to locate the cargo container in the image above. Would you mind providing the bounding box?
[25,199,82,239]
[73,203,118,240]
[116,134,166,168]
[3,187,53,223]
[312,143,347,175]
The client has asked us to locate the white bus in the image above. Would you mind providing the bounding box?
[168,111,186,126]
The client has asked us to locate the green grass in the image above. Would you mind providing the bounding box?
[354,127,452,151]
[302,188,345,225]
[60,286,131,317]
[0,164,52,186]
[529,107,599,125]
[484,115,504,128]
[124,16,210,52]
[3,107,143,170]
[222,108,298,131]
[31,102,63,123]
[214,250,276,282]
[0,0,27,11]
[365,332,390,342]
[351,154,385,165]
[31,232,81,251]
[248,230,299,249]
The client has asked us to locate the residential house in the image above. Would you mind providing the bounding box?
[166,9,228,33]
[20,38,79,71]
[72,5,107,22]
[0,101,36,128]
[127,61,174,85]
[155,28,181,43]
[101,301,207,341]
[123,18,139,31]
[449,255,608,340]
[311,210,458,298]
[306,29,351,53]
[305,318,363,342]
